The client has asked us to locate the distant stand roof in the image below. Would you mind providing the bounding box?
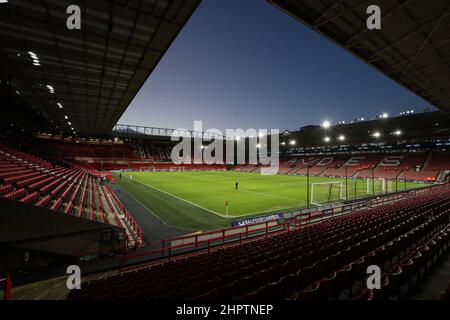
[281,111,450,147]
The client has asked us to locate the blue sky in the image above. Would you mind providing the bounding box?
[119,0,433,132]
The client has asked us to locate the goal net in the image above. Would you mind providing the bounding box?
[311,181,345,206]
[366,178,399,195]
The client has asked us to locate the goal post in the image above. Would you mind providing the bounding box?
[310,181,345,206]
[385,179,397,193]
[366,178,386,195]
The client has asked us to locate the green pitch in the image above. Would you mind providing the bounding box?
[114,171,427,231]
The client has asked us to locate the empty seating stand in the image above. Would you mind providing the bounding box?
[232,152,444,182]
[68,186,450,300]
[0,143,144,246]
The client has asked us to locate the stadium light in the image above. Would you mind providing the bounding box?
[281,142,286,146]
[394,130,402,136]
[46,85,54,93]
[57,103,63,109]
[64,115,68,119]
[0,1,9,4]
[381,113,389,119]
[235,136,241,142]
[324,136,331,143]
[289,140,296,146]
[256,144,262,149]
[258,132,264,138]
[322,121,331,129]
[338,135,345,142]
[67,122,71,125]
[372,131,381,138]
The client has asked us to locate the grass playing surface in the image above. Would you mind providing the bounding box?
[114,171,427,231]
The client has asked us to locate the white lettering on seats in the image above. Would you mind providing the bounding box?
[379,156,404,167]
[344,157,365,166]
[316,157,334,166]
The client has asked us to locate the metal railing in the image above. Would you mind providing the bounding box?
[0,274,12,300]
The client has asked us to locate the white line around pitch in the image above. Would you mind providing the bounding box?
[129,177,308,219]
[129,178,230,218]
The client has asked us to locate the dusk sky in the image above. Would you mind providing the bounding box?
[119,0,433,133]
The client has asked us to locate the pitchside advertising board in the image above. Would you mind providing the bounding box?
[232,214,284,227]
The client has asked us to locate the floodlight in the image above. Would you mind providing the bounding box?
[322,121,331,129]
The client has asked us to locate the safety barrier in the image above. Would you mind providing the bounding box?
[0,274,12,300]
[104,184,144,245]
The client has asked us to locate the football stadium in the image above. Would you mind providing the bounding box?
[1,0,450,307]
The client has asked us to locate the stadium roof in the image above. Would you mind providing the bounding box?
[281,111,450,148]
[0,0,201,135]
[268,0,450,113]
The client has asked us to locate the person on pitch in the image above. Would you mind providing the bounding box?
[235,180,239,190]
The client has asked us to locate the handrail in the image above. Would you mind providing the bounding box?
[0,274,12,300]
